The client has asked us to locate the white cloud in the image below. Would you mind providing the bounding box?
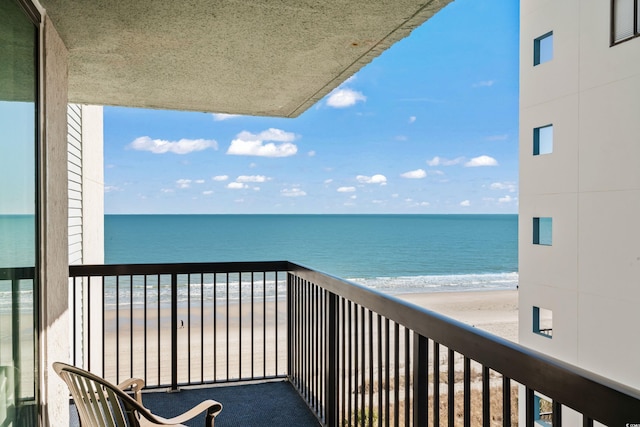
[195,179,205,184]
[227,128,298,157]
[176,179,192,189]
[409,116,416,124]
[308,150,316,157]
[490,182,517,192]
[460,200,471,207]
[350,195,357,200]
[281,188,307,197]
[326,88,366,108]
[227,182,248,189]
[426,156,465,167]
[465,155,498,167]
[499,195,514,203]
[324,179,334,185]
[395,135,408,141]
[202,190,214,195]
[473,80,495,88]
[129,136,217,154]
[212,113,240,121]
[212,175,229,181]
[337,186,356,193]
[419,202,430,206]
[401,169,427,179]
[104,185,121,193]
[392,194,399,198]
[237,175,270,183]
[356,174,387,185]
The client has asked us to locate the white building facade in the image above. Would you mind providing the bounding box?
[519,0,640,393]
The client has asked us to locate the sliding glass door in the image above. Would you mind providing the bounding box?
[0,0,39,424]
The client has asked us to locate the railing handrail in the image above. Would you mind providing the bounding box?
[0,266,35,280]
[69,261,290,277]
[287,261,640,426]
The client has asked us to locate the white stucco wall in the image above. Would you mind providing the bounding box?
[520,0,640,390]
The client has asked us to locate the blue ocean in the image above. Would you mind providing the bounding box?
[105,214,518,295]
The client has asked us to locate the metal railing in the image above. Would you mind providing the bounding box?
[69,261,640,426]
[68,262,289,389]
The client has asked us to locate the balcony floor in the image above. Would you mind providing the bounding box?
[70,380,320,427]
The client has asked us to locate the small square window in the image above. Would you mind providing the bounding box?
[533,306,553,338]
[612,0,639,44]
[534,32,553,65]
[533,125,553,155]
[533,217,552,246]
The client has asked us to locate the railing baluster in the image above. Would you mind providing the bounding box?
[393,323,399,427]
[434,342,440,427]
[157,275,160,386]
[200,273,204,383]
[503,376,511,427]
[263,272,266,377]
[143,275,148,383]
[383,317,389,427]
[170,272,178,391]
[448,348,454,427]
[368,310,373,427]
[226,272,229,381]
[327,291,339,427]
[348,301,353,427]
[361,306,366,427]
[239,272,242,379]
[413,333,428,427]
[553,400,562,426]
[482,366,490,426]
[463,357,471,427]
[187,273,191,383]
[354,303,359,426]
[583,416,593,427]
[251,271,256,379]
[404,327,410,426]
[341,297,346,427]
[87,276,91,371]
[71,277,76,366]
[525,387,535,427]
[116,275,120,384]
[213,273,217,381]
[130,274,133,381]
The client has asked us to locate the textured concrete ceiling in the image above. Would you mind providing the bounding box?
[40,0,451,117]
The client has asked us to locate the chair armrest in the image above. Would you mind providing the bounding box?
[116,378,145,405]
[142,399,223,426]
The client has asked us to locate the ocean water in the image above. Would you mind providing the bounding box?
[105,214,518,295]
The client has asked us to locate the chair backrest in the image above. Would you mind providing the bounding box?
[53,362,147,427]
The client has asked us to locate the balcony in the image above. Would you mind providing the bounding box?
[67,261,640,426]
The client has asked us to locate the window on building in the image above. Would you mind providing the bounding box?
[534,32,553,65]
[533,217,552,246]
[533,306,553,338]
[612,0,639,44]
[534,394,554,425]
[533,125,553,155]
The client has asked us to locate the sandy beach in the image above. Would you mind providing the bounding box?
[397,289,519,343]
[96,289,518,385]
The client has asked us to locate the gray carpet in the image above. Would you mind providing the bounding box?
[70,380,320,426]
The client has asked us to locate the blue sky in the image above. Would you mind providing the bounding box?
[104,0,519,214]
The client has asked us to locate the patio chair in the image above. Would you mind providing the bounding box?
[53,362,222,427]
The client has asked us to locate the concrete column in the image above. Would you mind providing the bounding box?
[40,14,69,427]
